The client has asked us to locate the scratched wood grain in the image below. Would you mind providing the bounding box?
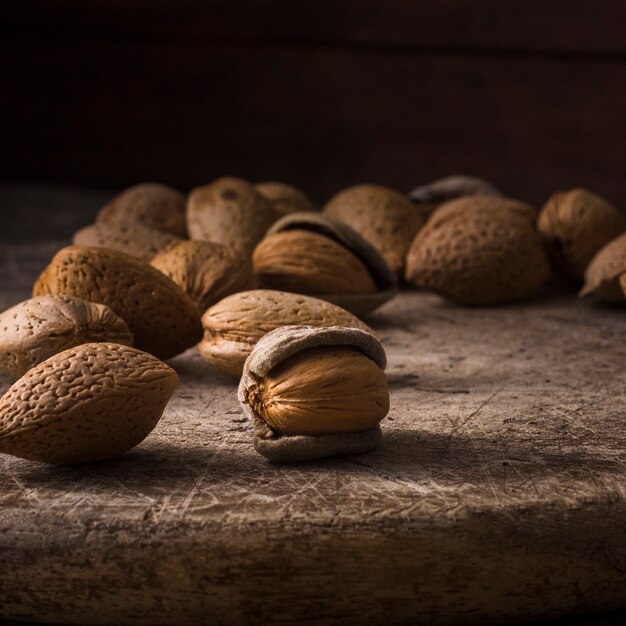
[0,226,625,623]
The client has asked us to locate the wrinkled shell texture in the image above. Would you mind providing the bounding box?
[427,195,538,229]
[255,182,316,216]
[151,240,254,314]
[187,177,277,255]
[97,183,187,238]
[253,230,377,295]
[409,175,502,204]
[73,221,180,261]
[323,184,424,275]
[249,346,389,436]
[0,342,178,464]
[538,189,626,280]
[406,212,549,305]
[0,295,133,378]
[620,273,626,298]
[199,290,373,377]
[580,232,626,302]
[33,246,202,360]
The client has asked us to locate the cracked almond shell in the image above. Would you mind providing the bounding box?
[405,211,549,305]
[73,220,180,261]
[199,289,374,378]
[151,240,255,315]
[579,232,626,303]
[538,189,626,281]
[0,342,178,464]
[0,295,133,378]
[32,246,202,360]
[255,182,316,216]
[187,177,277,255]
[97,183,187,238]
[238,325,387,462]
[253,213,397,315]
[323,183,424,276]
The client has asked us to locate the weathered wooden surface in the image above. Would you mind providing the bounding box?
[0,236,625,625]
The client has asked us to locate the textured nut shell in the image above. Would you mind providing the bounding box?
[405,212,549,305]
[323,184,424,275]
[238,325,385,462]
[409,175,502,205]
[33,246,202,360]
[620,273,626,299]
[199,289,374,378]
[263,212,397,314]
[187,177,277,255]
[579,232,626,302]
[73,221,180,261]
[151,240,254,315]
[255,182,316,216]
[97,183,187,238]
[0,295,133,378]
[427,195,538,229]
[0,342,178,464]
[538,189,626,280]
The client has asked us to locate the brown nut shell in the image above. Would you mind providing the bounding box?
[405,211,549,305]
[199,289,375,378]
[238,325,386,462]
[33,246,202,360]
[97,183,187,238]
[255,213,397,315]
[73,220,180,261]
[151,240,254,315]
[538,189,626,281]
[255,182,316,216]
[620,273,626,299]
[0,295,134,378]
[0,342,178,464]
[579,232,626,302]
[187,177,277,255]
[323,183,424,276]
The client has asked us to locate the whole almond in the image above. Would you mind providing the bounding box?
[255,182,316,216]
[199,289,374,377]
[187,177,277,255]
[73,220,180,261]
[0,295,133,378]
[405,211,549,305]
[150,240,254,314]
[0,342,178,464]
[323,183,424,276]
[579,232,626,302]
[97,183,187,237]
[33,246,202,359]
[538,189,626,280]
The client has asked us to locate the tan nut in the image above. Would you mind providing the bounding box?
[579,232,626,303]
[255,182,316,216]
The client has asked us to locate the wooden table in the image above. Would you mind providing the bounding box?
[0,189,625,625]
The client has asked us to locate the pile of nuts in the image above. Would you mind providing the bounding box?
[1,176,625,465]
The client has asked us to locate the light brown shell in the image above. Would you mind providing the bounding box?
[255,182,316,216]
[0,342,178,464]
[73,220,180,261]
[620,273,626,299]
[238,325,385,463]
[200,289,375,378]
[409,175,502,217]
[151,240,254,315]
[579,232,626,303]
[538,189,626,281]
[33,246,202,360]
[405,211,549,305]
[187,177,277,255]
[256,213,397,315]
[97,183,187,238]
[0,295,133,378]
[323,183,424,276]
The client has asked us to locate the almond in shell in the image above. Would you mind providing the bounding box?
[579,232,626,303]
[255,182,316,216]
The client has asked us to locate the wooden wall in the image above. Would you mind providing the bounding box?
[2,1,626,209]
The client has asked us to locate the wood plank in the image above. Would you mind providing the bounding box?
[0,189,625,625]
[4,1,626,54]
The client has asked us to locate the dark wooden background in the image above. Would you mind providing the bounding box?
[2,1,626,209]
